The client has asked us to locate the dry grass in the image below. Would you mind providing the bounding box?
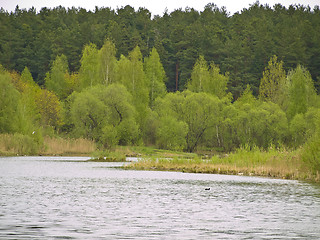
[41,136,96,155]
[0,133,40,155]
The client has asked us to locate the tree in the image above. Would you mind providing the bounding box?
[79,43,99,90]
[144,47,167,108]
[70,84,139,146]
[35,89,63,128]
[290,113,307,147]
[0,69,20,133]
[259,55,286,104]
[287,65,317,120]
[156,116,188,151]
[187,55,209,93]
[188,55,229,98]
[182,92,222,152]
[207,62,229,98]
[45,54,69,99]
[71,88,108,140]
[98,39,116,86]
[154,91,222,152]
[115,46,149,131]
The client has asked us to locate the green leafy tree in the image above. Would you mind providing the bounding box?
[35,89,63,128]
[155,91,222,152]
[71,89,108,140]
[259,55,287,105]
[156,116,188,151]
[144,47,167,108]
[45,54,69,99]
[70,84,139,146]
[290,113,307,147]
[115,46,149,132]
[79,43,99,90]
[187,55,210,93]
[287,65,317,120]
[0,69,21,133]
[188,55,229,98]
[98,39,116,86]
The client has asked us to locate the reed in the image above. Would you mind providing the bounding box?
[42,136,96,155]
[0,133,41,155]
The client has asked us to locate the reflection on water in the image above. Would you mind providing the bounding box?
[0,156,320,239]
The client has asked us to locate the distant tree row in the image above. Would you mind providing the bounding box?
[0,3,320,97]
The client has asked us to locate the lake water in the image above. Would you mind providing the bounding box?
[0,156,320,239]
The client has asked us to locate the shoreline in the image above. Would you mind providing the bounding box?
[124,160,320,183]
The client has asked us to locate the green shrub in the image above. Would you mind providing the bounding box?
[301,135,320,174]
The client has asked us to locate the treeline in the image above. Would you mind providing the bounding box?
[1,40,320,156]
[0,3,320,97]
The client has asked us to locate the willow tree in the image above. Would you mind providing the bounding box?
[144,47,167,108]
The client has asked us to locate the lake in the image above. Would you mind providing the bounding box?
[0,156,320,239]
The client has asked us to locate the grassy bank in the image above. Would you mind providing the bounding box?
[90,146,197,162]
[125,146,320,182]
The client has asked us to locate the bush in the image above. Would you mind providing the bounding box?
[301,135,320,174]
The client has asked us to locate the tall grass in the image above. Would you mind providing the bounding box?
[126,145,319,182]
[42,136,96,155]
[0,133,42,155]
[0,134,96,156]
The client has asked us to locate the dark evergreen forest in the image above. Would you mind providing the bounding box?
[1,3,320,97]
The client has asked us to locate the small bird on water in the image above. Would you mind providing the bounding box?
[205,188,210,190]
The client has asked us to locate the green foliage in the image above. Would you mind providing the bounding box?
[79,43,99,90]
[144,47,167,107]
[70,84,139,146]
[71,88,108,140]
[287,65,317,120]
[301,117,320,174]
[301,135,320,174]
[290,114,307,147]
[45,54,69,99]
[259,55,287,105]
[187,55,210,93]
[0,70,21,133]
[98,39,116,85]
[1,5,320,95]
[35,89,63,128]
[21,67,35,85]
[188,56,229,98]
[156,116,188,151]
[1,5,320,155]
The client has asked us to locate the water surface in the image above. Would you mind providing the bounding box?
[0,156,319,239]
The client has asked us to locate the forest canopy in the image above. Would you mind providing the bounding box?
[0,3,320,96]
[1,3,320,159]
